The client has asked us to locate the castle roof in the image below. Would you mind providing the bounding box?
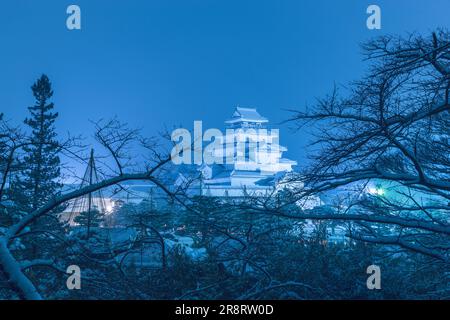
[225,107,268,125]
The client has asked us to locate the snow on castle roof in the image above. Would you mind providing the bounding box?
[225,107,268,124]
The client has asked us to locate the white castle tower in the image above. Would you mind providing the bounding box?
[194,107,297,197]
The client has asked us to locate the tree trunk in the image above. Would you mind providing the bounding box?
[0,239,42,300]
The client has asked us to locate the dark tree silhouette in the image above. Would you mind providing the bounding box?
[286,30,450,261]
[11,75,62,213]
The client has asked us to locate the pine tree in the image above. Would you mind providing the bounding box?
[12,74,62,213]
[74,208,104,230]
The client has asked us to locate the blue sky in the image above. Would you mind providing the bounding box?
[1,0,449,170]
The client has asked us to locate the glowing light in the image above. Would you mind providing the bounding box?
[367,187,385,196]
[106,201,115,213]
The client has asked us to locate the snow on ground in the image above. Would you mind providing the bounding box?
[164,235,208,261]
[105,228,208,267]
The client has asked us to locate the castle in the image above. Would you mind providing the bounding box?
[176,107,299,197]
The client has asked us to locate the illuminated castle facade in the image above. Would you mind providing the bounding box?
[176,107,298,197]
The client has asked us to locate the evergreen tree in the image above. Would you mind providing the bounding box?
[74,208,104,231]
[11,74,62,213]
